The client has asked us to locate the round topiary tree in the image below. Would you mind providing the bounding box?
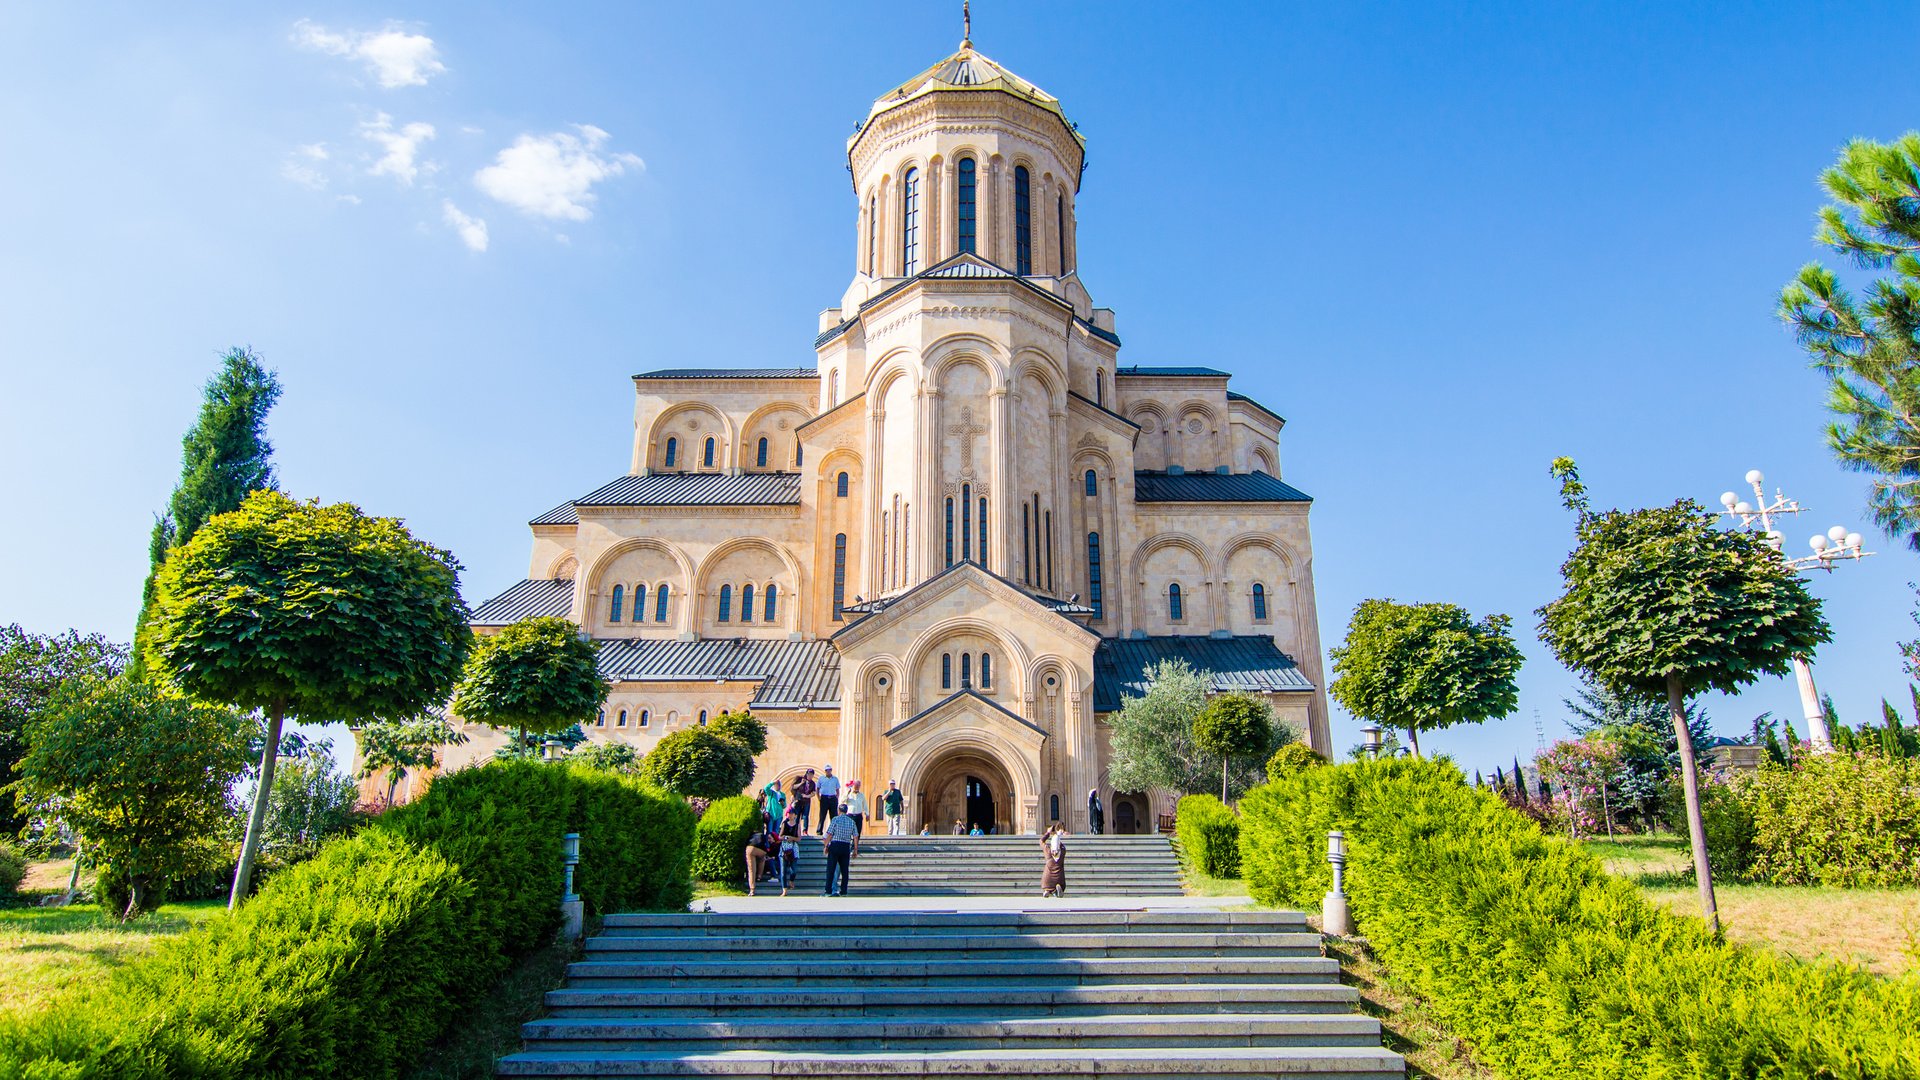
[707,710,768,756]
[640,728,755,800]
[451,616,607,745]
[1329,598,1524,758]
[1265,742,1325,782]
[1191,692,1278,802]
[146,490,471,908]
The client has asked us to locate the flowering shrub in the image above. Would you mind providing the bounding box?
[1534,735,1623,838]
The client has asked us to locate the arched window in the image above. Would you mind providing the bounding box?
[717,584,732,623]
[595,709,605,727]
[617,710,628,728]
[961,484,973,562]
[1057,192,1067,273]
[1252,583,1268,620]
[1095,369,1105,407]
[610,584,624,623]
[1087,533,1104,619]
[655,583,671,622]
[741,584,755,622]
[633,584,647,622]
[866,193,877,274]
[1169,583,1184,622]
[1021,502,1031,585]
[956,156,977,254]
[639,710,649,728]
[945,497,955,567]
[979,495,989,570]
[699,710,708,726]
[1013,165,1032,275]
[832,534,847,620]
[756,438,769,468]
[764,583,778,622]
[837,471,849,497]
[703,437,716,468]
[901,167,921,275]
[960,652,972,687]
[664,437,677,467]
[830,369,840,406]
[1050,794,1060,821]
[980,652,991,689]
[1085,469,1098,496]
[942,653,952,690]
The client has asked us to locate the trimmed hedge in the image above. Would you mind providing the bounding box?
[1265,741,1325,782]
[1240,758,1920,1079]
[691,795,761,883]
[1175,794,1240,878]
[0,759,694,1079]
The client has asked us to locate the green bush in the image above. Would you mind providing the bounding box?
[1175,794,1241,878]
[1736,752,1920,887]
[707,710,768,756]
[691,795,761,883]
[640,727,755,800]
[1265,741,1324,782]
[1239,759,1920,1079]
[0,759,694,1079]
[0,841,25,895]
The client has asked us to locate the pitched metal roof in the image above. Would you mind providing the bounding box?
[530,499,580,526]
[885,688,1047,739]
[595,638,841,709]
[1115,365,1229,378]
[922,259,1014,279]
[631,368,818,380]
[1134,470,1312,503]
[1093,635,1314,713]
[1226,390,1285,425]
[573,472,803,508]
[471,579,574,626]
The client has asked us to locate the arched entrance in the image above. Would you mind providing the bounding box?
[916,749,1018,835]
[1112,791,1150,834]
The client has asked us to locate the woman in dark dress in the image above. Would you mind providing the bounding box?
[1087,789,1105,834]
[1040,824,1067,898]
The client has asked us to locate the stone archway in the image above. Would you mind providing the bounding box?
[915,748,1019,836]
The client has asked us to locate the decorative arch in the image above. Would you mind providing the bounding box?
[1129,532,1218,585]
[1010,349,1066,411]
[547,553,579,580]
[895,734,1041,835]
[739,401,811,469]
[903,616,1033,699]
[647,402,733,470]
[694,537,808,627]
[1176,399,1221,423]
[1252,445,1277,473]
[1220,531,1302,574]
[1071,447,1117,475]
[586,536,695,593]
[864,349,920,401]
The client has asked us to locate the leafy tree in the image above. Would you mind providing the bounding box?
[145,490,471,908]
[1328,598,1524,757]
[1537,458,1830,933]
[493,723,587,761]
[451,616,607,744]
[1191,692,1279,801]
[1344,726,1403,760]
[708,710,768,756]
[131,348,282,675]
[11,678,251,917]
[1107,659,1210,795]
[639,728,754,800]
[0,625,126,834]
[1565,677,1711,830]
[354,712,468,807]
[570,740,640,773]
[261,742,361,857]
[1266,742,1325,782]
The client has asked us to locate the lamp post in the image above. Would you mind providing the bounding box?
[1359,725,1383,760]
[1322,830,1351,936]
[1715,468,1871,752]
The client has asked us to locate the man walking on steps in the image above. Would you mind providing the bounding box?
[822,803,859,896]
[815,764,842,834]
[882,779,907,835]
[791,770,817,835]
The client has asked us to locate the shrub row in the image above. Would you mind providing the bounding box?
[1697,751,1920,887]
[0,760,695,1079]
[1240,759,1920,1079]
[1174,794,1241,878]
[691,795,761,883]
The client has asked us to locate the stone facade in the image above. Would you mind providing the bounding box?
[428,39,1329,835]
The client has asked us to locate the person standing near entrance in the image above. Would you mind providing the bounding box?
[881,780,907,835]
[815,765,842,833]
[842,779,868,834]
[791,770,817,835]
[1040,824,1068,898]
[821,802,859,896]
[1088,789,1105,834]
[760,778,786,833]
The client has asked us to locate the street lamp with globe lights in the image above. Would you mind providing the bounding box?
[1715,469,1871,751]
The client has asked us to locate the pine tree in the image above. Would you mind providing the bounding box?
[1824,692,1843,730]
[1512,756,1528,800]
[131,348,281,674]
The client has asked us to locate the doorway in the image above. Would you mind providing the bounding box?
[964,776,996,834]
[1114,799,1137,834]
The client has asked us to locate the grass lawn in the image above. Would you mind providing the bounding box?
[0,894,225,1017]
[1582,834,1920,976]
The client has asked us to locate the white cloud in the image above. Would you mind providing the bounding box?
[282,160,327,189]
[361,113,436,185]
[296,142,329,160]
[337,194,362,206]
[442,200,489,252]
[294,19,446,89]
[474,125,642,222]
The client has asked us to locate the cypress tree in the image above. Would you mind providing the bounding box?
[130,348,281,674]
[1512,755,1528,799]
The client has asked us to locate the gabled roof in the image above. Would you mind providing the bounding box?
[1094,635,1314,713]
[815,252,1120,349]
[632,368,817,380]
[531,500,581,526]
[574,472,803,508]
[1115,365,1230,378]
[471,579,574,626]
[596,637,841,709]
[834,559,1098,634]
[885,688,1047,739]
[1227,390,1285,426]
[1134,470,1312,503]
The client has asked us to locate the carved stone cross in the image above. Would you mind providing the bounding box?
[946,406,986,470]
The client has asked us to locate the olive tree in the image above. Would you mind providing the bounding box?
[1191,692,1279,802]
[145,490,471,908]
[354,711,468,807]
[1537,459,1830,932]
[1328,599,1524,758]
[451,616,607,744]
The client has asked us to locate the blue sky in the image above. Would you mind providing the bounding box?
[4,2,1919,776]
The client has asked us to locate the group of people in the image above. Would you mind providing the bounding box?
[742,766,913,896]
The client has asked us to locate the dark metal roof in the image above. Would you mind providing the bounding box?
[1094,635,1314,713]
[632,368,818,380]
[1226,390,1285,426]
[530,499,580,526]
[886,688,1046,738]
[471,579,574,626]
[1076,318,1121,346]
[833,559,1098,631]
[573,472,803,508]
[818,253,1087,350]
[922,260,1014,279]
[1134,470,1311,503]
[1067,390,1139,429]
[596,638,841,708]
[1115,366,1229,378]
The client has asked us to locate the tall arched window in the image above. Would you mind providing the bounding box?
[617,710,627,727]
[756,438,768,468]
[717,584,732,623]
[664,437,677,467]
[945,497,955,567]
[901,167,921,275]
[764,583,778,622]
[830,369,840,406]
[1087,533,1104,619]
[866,192,877,274]
[1057,192,1067,273]
[639,710,650,727]
[979,495,989,570]
[699,710,708,726]
[942,653,952,690]
[980,652,992,689]
[655,583,671,622]
[832,534,847,620]
[961,484,973,562]
[703,437,716,468]
[1085,469,1098,496]
[1013,165,1032,275]
[1095,369,1105,407]
[1021,503,1031,585]
[837,471,849,498]
[956,156,977,254]
[960,653,972,687]
[1050,794,1060,821]
[595,709,605,727]
[610,584,624,623]
[1252,583,1268,620]
[1169,583,1184,622]
[633,584,647,623]
[741,584,755,622]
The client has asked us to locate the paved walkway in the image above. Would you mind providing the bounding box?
[691,892,1257,913]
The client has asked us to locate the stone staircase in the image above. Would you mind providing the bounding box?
[496,909,1403,1077]
[784,834,1187,896]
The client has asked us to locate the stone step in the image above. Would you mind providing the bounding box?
[561,956,1343,988]
[543,983,1365,1019]
[582,932,1325,959]
[598,912,1308,932]
[494,1046,1406,1077]
[519,1013,1384,1051]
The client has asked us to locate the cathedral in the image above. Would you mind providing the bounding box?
[449,32,1329,835]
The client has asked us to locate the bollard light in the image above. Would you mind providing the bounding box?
[562,832,581,903]
[1360,726,1383,760]
[1322,829,1351,936]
